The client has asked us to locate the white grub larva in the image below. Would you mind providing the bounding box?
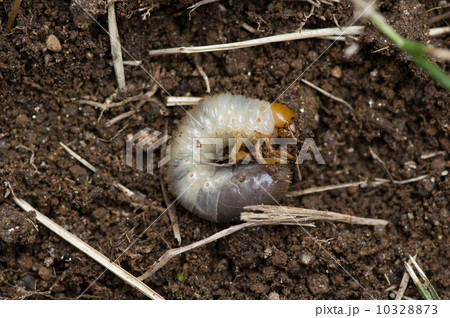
[165,94,297,222]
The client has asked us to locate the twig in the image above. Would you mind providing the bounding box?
[16,144,40,174]
[160,121,181,245]
[187,0,220,16]
[112,181,137,197]
[160,178,181,245]
[297,4,316,32]
[166,96,202,106]
[241,22,256,33]
[139,202,386,279]
[332,13,341,30]
[428,47,450,62]
[6,0,22,33]
[123,60,142,66]
[300,79,353,111]
[106,110,135,127]
[429,26,450,37]
[320,36,347,41]
[60,142,141,200]
[369,146,394,183]
[371,46,389,54]
[105,85,159,127]
[79,93,158,111]
[428,11,450,25]
[149,25,447,57]
[9,192,163,300]
[396,255,415,300]
[139,222,255,280]
[390,289,415,300]
[242,205,389,226]
[108,0,126,90]
[420,151,446,159]
[302,0,321,8]
[60,142,97,172]
[287,180,371,197]
[376,174,428,185]
[195,61,211,93]
[287,175,429,197]
[385,284,396,291]
[149,26,365,55]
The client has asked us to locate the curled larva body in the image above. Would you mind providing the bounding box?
[165,94,294,222]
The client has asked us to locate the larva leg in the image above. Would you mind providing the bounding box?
[236,150,250,162]
[255,139,279,164]
[264,138,294,160]
[229,138,243,163]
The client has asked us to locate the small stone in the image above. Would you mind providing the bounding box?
[300,251,315,265]
[46,35,62,52]
[263,247,273,259]
[38,266,53,281]
[331,66,342,78]
[404,160,417,170]
[268,291,280,300]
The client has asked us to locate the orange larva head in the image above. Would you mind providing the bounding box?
[270,102,297,137]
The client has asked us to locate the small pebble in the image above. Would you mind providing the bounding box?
[263,247,273,259]
[331,66,342,78]
[300,251,315,265]
[46,35,62,52]
[268,291,280,300]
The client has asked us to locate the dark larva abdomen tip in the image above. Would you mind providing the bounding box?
[213,164,292,222]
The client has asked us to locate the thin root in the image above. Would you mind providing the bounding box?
[108,1,126,90]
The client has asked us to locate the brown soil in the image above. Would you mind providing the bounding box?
[0,0,448,300]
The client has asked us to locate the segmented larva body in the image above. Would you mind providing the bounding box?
[165,94,293,222]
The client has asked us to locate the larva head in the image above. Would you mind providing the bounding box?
[270,103,297,138]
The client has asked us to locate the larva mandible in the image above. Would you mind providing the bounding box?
[164,94,297,222]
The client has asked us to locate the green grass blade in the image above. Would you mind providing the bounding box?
[428,284,441,300]
[369,14,450,91]
[411,54,450,91]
